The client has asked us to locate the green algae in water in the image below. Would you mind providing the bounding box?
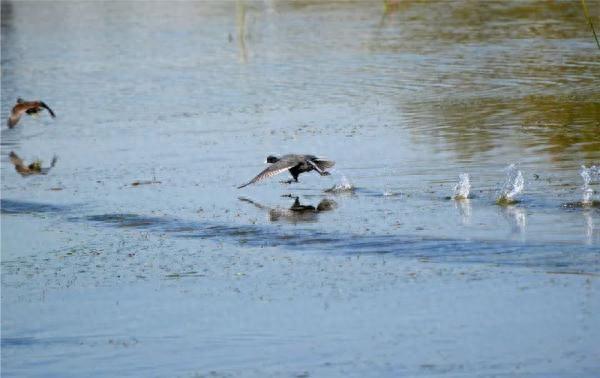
[496,197,521,206]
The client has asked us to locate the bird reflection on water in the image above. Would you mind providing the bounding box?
[239,196,337,224]
[9,151,58,177]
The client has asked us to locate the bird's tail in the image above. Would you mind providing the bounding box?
[40,102,56,118]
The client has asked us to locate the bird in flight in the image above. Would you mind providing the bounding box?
[7,98,56,128]
[238,154,335,189]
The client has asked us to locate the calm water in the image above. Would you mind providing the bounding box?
[1,1,599,377]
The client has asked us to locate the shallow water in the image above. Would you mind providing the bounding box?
[2,1,600,377]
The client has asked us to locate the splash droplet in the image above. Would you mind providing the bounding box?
[453,173,471,200]
[497,164,524,205]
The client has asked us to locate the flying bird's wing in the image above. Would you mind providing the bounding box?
[308,158,335,175]
[39,102,56,118]
[238,161,296,189]
[8,151,29,175]
[313,158,335,170]
[9,151,24,167]
[7,113,22,128]
[7,104,29,128]
[307,160,325,174]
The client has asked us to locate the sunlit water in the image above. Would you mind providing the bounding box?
[2,1,599,377]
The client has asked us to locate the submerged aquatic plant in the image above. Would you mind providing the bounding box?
[453,173,471,200]
[496,164,524,205]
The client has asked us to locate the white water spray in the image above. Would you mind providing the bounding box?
[580,165,599,205]
[497,164,524,204]
[324,172,354,193]
[453,173,471,200]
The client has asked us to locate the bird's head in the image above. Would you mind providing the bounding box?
[265,155,279,164]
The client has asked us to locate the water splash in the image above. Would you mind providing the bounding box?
[453,173,471,200]
[580,165,599,205]
[324,174,355,193]
[496,164,524,205]
[382,189,399,197]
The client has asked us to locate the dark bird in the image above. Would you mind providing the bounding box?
[238,154,335,189]
[9,151,58,176]
[7,98,56,128]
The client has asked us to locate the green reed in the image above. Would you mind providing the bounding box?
[581,0,600,50]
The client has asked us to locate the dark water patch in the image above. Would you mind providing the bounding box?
[80,212,599,274]
[84,213,162,229]
[1,199,68,215]
[563,200,600,209]
[1,336,86,348]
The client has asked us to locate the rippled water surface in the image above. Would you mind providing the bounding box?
[2,1,599,377]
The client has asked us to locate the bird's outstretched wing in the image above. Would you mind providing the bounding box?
[313,158,335,170]
[308,159,334,175]
[7,113,21,128]
[7,104,28,128]
[9,151,24,167]
[238,161,296,189]
[39,102,56,118]
[8,151,29,175]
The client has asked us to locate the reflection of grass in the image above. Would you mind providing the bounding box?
[581,0,600,49]
[236,0,247,63]
[404,95,599,164]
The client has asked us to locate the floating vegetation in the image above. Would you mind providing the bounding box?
[165,271,203,279]
[453,173,471,200]
[496,164,524,205]
[131,180,162,186]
